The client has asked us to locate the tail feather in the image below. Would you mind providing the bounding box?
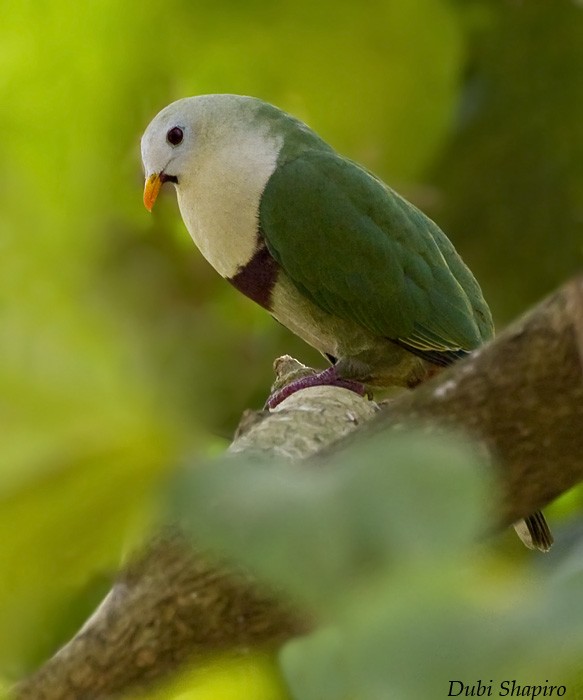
[514,511,553,552]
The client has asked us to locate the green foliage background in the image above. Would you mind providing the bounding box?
[1,0,581,696]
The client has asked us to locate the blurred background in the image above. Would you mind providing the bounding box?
[1,0,582,694]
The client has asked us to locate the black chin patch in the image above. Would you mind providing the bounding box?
[160,173,178,184]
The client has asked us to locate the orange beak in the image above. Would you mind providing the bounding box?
[143,173,162,212]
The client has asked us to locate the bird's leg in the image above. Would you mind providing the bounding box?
[266,365,366,409]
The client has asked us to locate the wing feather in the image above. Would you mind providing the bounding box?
[259,151,493,356]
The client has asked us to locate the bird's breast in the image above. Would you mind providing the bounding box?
[176,132,282,280]
[177,184,261,280]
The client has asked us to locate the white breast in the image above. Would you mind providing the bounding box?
[176,130,282,279]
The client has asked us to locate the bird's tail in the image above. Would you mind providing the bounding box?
[513,511,554,552]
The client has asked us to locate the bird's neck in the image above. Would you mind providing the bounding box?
[176,130,283,278]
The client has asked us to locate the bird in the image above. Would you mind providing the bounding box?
[141,93,552,552]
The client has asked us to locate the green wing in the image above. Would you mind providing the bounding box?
[259,151,493,357]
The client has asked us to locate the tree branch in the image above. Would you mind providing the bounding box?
[14,276,583,699]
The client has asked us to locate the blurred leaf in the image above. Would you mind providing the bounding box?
[281,546,583,700]
[170,432,489,609]
[171,428,583,698]
[280,628,355,700]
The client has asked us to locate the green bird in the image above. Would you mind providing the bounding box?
[141,93,551,551]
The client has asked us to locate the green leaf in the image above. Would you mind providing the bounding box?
[170,431,490,609]
[282,563,583,700]
[281,628,357,700]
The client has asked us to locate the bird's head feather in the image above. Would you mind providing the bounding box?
[141,95,281,208]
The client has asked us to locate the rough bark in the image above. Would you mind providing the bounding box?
[14,276,583,699]
[13,533,307,700]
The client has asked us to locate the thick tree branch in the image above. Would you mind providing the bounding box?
[14,276,583,699]
[14,533,307,700]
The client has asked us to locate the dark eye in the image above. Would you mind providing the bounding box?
[166,126,184,146]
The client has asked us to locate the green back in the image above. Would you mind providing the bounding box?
[259,150,493,354]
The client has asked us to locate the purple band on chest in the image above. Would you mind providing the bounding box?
[227,241,279,310]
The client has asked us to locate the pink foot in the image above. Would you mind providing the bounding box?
[266,366,366,409]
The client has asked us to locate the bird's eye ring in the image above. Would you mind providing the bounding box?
[166,126,184,146]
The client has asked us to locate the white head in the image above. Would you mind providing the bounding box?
[141,94,294,277]
[141,94,276,211]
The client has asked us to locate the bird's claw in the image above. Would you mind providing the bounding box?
[265,367,366,409]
